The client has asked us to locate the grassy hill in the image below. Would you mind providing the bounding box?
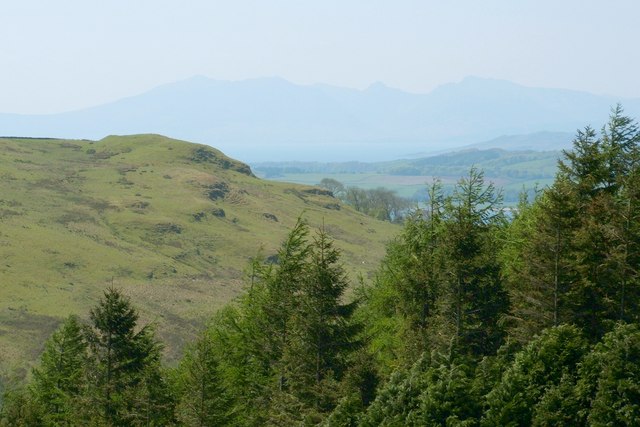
[0,134,398,378]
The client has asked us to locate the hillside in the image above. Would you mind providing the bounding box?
[0,135,398,376]
[1,76,638,162]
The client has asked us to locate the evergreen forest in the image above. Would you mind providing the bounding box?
[2,106,640,425]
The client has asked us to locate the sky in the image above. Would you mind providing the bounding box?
[2,0,639,114]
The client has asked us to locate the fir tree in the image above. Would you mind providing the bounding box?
[439,168,509,356]
[85,288,165,426]
[31,315,88,426]
[284,226,360,416]
[482,325,588,426]
[502,178,578,342]
[175,332,232,427]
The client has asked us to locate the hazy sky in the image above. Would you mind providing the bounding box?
[2,0,639,114]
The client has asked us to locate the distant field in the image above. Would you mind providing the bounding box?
[252,148,561,204]
[256,173,456,198]
[256,172,554,204]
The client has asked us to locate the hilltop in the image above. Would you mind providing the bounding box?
[0,135,398,376]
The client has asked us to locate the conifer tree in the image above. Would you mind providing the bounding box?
[482,325,588,426]
[284,226,360,416]
[533,323,640,425]
[557,107,640,337]
[31,315,88,425]
[439,168,509,356]
[258,217,310,391]
[502,178,578,342]
[362,180,445,366]
[84,288,165,426]
[175,332,232,426]
[0,386,42,427]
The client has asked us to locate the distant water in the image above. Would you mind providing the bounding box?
[217,141,463,163]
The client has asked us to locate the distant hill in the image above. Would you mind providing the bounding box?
[252,148,562,203]
[253,147,561,177]
[465,131,574,151]
[1,76,637,162]
[0,135,397,376]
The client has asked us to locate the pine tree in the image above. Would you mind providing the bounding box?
[558,108,640,338]
[258,217,310,392]
[362,180,445,367]
[533,323,640,425]
[199,218,313,423]
[31,315,88,425]
[175,332,232,426]
[482,325,588,426]
[284,226,360,416]
[439,168,509,356]
[411,357,480,426]
[603,106,640,322]
[502,178,578,342]
[575,322,640,425]
[0,386,42,427]
[85,288,165,426]
[357,355,432,427]
[612,165,640,322]
[124,330,176,426]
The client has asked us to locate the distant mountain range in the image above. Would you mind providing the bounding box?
[1,76,638,162]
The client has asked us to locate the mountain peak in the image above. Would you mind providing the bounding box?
[459,75,521,88]
[1,76,639,162]
[366,81,390,91]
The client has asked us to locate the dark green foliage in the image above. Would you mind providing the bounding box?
[364,170,509,368]
[349,108,640,426]
[31,315,88,425]
[1,289,172,426]
[573,323,640,425]
[557,106,640,337]
[358,355,432,426]
[322,393,364,427]
[128,362,176,426]
[365,181,444,365]
[239,217,311,406]
[501,179,578,342]
[78,288,171,426]
[439,168,509,357]
[411,358,480,426]
[531,323,640,426]
[284,227,359,412]
[181,218,363,425]
[0,386,43,427]
[482,325,588,426]
[175,332,232,426]
[359,353,481,427]
[530,372,581,426]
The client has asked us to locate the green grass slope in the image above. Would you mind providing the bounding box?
[0,134,398,377]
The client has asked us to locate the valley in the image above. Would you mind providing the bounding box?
[252,147,561,203]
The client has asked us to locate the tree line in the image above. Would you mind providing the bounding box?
[318,179,409,223]
[2,106,640,425]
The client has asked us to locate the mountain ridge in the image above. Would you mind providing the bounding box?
[1,76,638,162]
